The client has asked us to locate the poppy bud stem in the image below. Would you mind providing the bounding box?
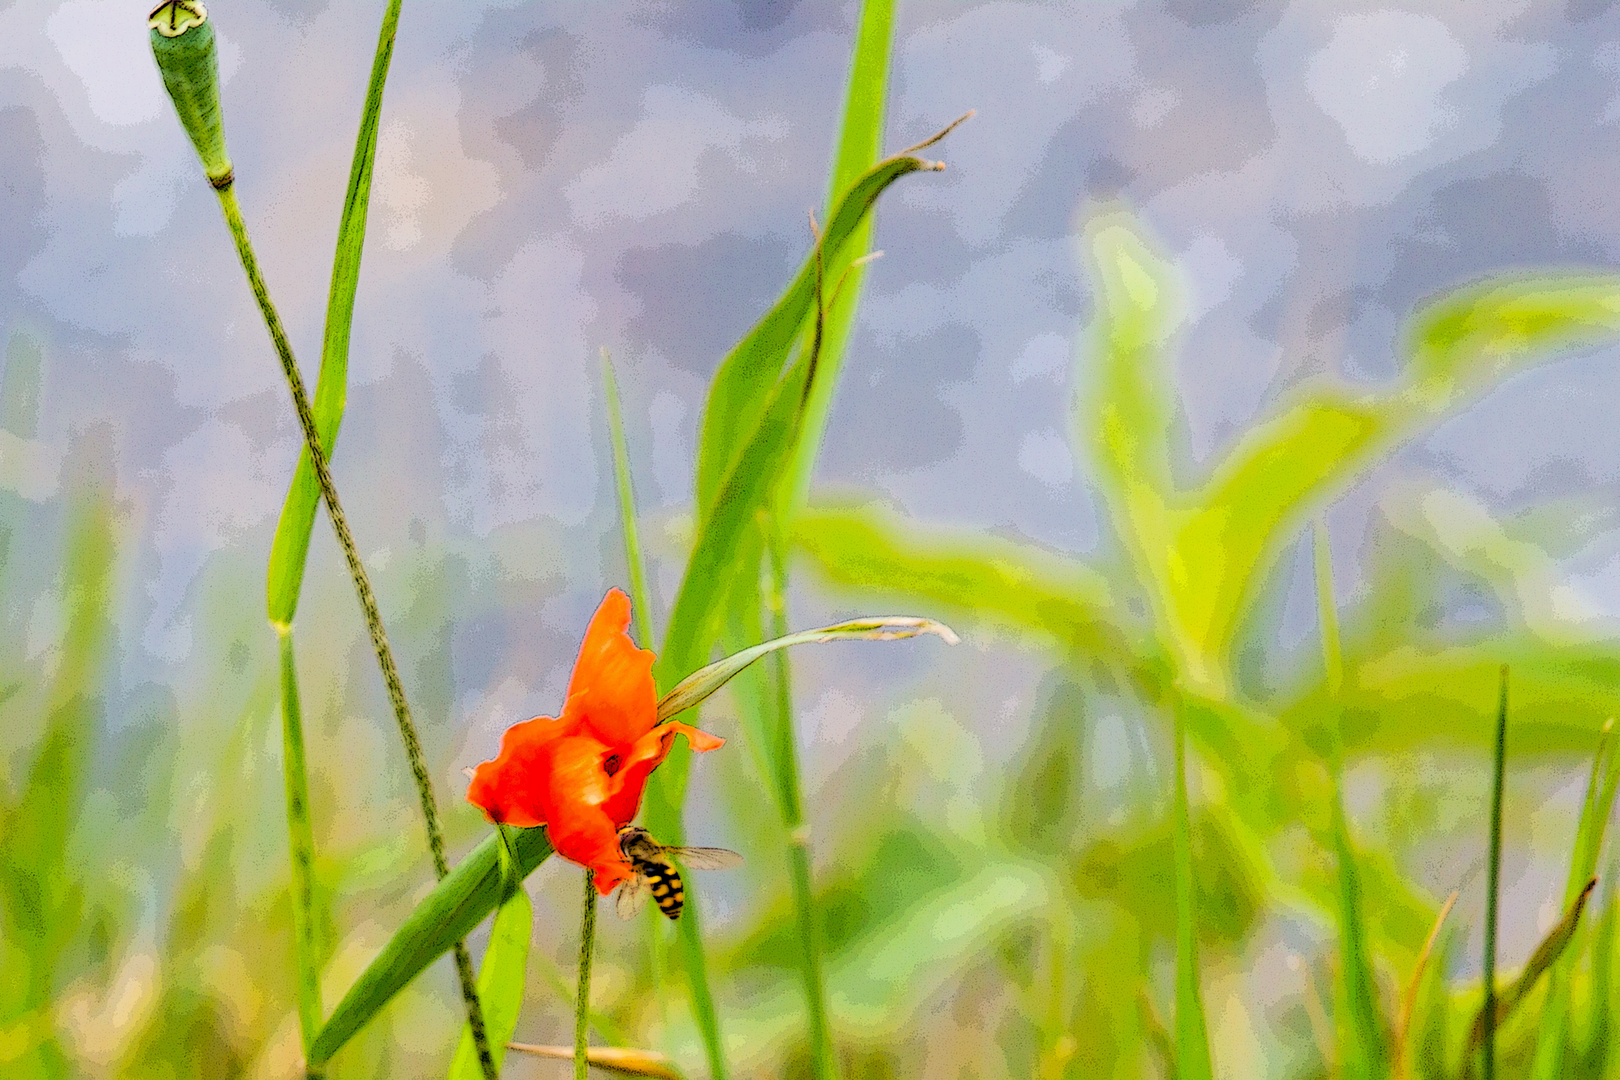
[575,870,599,1080]
[148,2,232,187]
[210,176,501,1080]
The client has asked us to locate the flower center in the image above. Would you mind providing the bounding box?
[603,753,622,777]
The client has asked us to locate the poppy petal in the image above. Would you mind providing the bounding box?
[464,713,570,828]
[564,589,657,748]
[600,721,724,826]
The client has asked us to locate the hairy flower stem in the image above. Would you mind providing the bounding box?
[213,182,498,1080]
[575,870,598,1080]
[277,626,324,1078]
[766,524,838,1080]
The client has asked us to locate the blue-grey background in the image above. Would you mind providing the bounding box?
[6,1,1620,1076]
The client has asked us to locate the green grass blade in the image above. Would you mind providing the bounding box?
[266,0,403,626]
[783,0,895,512]
[0,457,116,1069]
[601,350,655,647]
[1171,701,1213,1080]
[655,615,957,725]
[448,889,534,1079]
[277,626,324,1059]
[791,500,1132,661]
[1315,520,1387,1079]
[1481,667,1508,1080]
[677,900,726,1080]
[310,827,552,1065]
[1530,720,1620,1080]
[692,130,955,514]
[1580,869,1617,1077]
[1467,878,1596,1068]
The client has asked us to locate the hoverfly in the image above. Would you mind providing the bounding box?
[614,825,743,920]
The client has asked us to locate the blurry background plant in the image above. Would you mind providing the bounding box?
[10,2,1620,1079]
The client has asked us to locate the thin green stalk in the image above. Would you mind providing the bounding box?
[212,183,497,1080]
[576,870,598,1080]
[601,349,655,645]
[599,348,671,1033]
[277,626,323,1076]
[678,902,726,1080]
[1483,666,1509,1080]
[1171,697,1213,1080]
[766,521,835,1080]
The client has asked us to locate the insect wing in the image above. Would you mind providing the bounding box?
[616,874,650,920]
[666,846,744,871]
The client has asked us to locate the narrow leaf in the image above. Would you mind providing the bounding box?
[277,626,323,1056]
[448,890,534,1079]
[507,1043,681,1079]
[693,123,957,513]
[1467,878,1598,1061]
[1481,668,1510,1080]
[266,0,403,625]
[1393,891,1458,1080]
[602,349,655,647]
[792,500,1134,662]
[310,827,552,1065]
[1171,705,1214,1080]
[784,0,897,511]
[656,615,958,725]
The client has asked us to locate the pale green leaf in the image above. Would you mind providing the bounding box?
[448,890,533,1080]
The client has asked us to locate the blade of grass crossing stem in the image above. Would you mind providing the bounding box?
[1315,520,1387,1079]
[449,890,533,1080]
[266,0,401,625]
[1171,701,1214,1080]
[692,125,956,512]
[601,350,655,646]
[1466,878,1597,1073]
[277,626,323,1062]
[1482,667,1509,1080]
[784,0,894,512]
[311,828,552,1064]
[1531,721,1620,1080]
[215,181,497,1080]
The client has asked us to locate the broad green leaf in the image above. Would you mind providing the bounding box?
[1171,396,1383,688]
[1405,275,1620,413]
[693,128,955,515]
[1080,212,1178,631]
[266,0,402,626]
[310,827,552,1065]
[1281,638,1620,756]
[1380,478,1605,644]
[784,0,897,512]
[448,889,533,1080]
[792,500,1139,663]
[656,615,957,725]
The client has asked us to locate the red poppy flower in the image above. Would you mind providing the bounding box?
[465,588,723,893]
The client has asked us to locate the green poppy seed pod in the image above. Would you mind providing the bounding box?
[148,1,233,189]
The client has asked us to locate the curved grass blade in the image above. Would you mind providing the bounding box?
[1465,877,1597,1077]
[448,889,534,1079]
[601,350,655,646]
[655,615,957,724]
[692,119,959,513]
[783,0,896,512]
[1393,890,1457,1080]
[310,827,553,1065]
[266,0,403,626]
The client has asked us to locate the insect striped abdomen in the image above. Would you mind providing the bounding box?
[645,858,686,919]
